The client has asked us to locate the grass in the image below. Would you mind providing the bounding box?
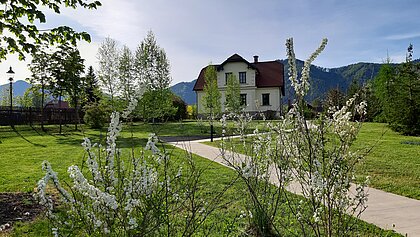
[203,122,420,200]
[0,122,403,236]
[354,123,420,199]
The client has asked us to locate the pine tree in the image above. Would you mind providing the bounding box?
[374,44,420,135]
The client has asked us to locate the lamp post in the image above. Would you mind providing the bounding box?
[7,67,15,115]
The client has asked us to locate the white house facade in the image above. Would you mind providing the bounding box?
[193,54,285,115]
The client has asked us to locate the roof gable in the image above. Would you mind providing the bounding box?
[217,53,257,71]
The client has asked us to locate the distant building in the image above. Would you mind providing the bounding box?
[44,99,70,109]
[193,54,285,115]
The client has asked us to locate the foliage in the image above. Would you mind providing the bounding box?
[83,66,101,105]
[36,99,235,236]
[50,45,85,108]
[323,87,345,111]
[220,38,371,236]
[83,102,111,129]
[134,31,174,122]
[97,37,120,106]
[224,74,242,114]
[170,94,187,121]
[0,0,101,61]
[118,45,137,104]
[202,65,221,122]
[137,89,175,122]
[27,47,53,117]
[374,45,420,135]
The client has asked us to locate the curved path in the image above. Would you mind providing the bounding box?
[169,138,420,237]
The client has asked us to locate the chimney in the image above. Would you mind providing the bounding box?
[253,55,259,63]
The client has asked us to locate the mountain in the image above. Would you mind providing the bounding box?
[170,80,197,104]
[280,59,384,101]
[169,60,385,104]
[0,80,31,98]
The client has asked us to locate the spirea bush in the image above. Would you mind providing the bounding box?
[36,98,228,237]
[220,38,369,237]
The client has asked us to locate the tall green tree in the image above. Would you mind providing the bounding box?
[83,66,101,105]
[0,0,101,61]
[50,44,85,130]
[135,31,174,122]
[374,45,420,135]
[28,47,53,130]
[119,45,136,104]
[225,74,242,114]
[202,65,221,121]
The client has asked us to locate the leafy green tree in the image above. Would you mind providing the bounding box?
[374,61,395,121]
[225,74,242,114]
[0,0,101,61]
[375,45,420,135]
[202,65,221,121]
[50,44,85,130]
[119,45,136,104]
[135,31,174,122]
[28,48,54,129]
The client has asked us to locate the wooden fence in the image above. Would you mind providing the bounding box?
[0,106,82,126]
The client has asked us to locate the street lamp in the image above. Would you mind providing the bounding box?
[7,66,15,113]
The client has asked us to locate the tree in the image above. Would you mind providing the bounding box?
[224,74,242,114]
[97,37,120,107]
[135,31,174,122]
[202,65,221,121]
[118,45,136,104]
[0,0,101,61]
[28,47,53,130]
[50,44,85,131]
[323,87,345,111]
[83,66,101,105]
[374,45,420,135]
[202,65,221,141]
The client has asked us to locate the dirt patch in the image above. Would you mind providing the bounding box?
[0,193,44,231]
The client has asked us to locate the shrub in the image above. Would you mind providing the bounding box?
[83,102,111,129]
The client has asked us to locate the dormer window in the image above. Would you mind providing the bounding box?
[239,72,246,84]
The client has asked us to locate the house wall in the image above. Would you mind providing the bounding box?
[217,62,256,88]
[255,87,282,112]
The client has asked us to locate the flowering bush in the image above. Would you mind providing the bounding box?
[36,97,230,236]
[220,38,369,236]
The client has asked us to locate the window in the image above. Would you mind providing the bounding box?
[240,94,247,106]
[262,93,270,106]
[239,72,246,84]
[225,72,232,84]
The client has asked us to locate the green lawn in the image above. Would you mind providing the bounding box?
[204,122,420,200]
[0,122,402,236]
[354,123,420,199]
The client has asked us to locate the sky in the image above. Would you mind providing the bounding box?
[1,0,420,86]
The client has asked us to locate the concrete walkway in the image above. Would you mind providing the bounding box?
[169,138,420,237]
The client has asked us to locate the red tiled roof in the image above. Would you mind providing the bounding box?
[193,54,284,95]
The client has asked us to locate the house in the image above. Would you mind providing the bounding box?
[44,99,70,109]
[193,54,285,116]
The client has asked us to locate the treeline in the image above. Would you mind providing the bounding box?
[21,31,191,129]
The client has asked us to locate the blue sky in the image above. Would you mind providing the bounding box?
[1,0,419,85]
